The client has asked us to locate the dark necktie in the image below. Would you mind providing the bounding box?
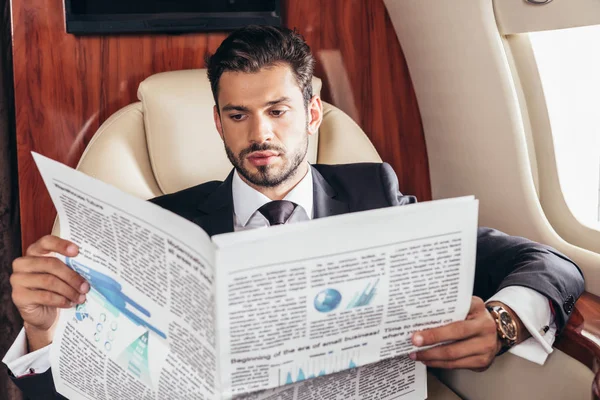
[258,200,297,226]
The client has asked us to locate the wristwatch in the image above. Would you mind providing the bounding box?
[486,303,519,355]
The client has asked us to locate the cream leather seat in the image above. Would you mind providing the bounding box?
[59,69,460,400]
[68,69,384,200]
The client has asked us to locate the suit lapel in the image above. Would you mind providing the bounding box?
[194,170,235,236]
[194,166,350,236]
[311,165,349,218]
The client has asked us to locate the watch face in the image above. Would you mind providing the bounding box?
[500,312,517,340]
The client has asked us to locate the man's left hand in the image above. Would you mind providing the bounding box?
[409,296,501,371]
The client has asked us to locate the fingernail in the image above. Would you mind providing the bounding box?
[67,244,78,254]
[78,294,86,304]
[69,302,75,307]
[413,334,423,346]
[80,281,90,293]
[409,352,416,360]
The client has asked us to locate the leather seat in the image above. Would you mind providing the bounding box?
[58,69,461,400]
[68,69,384,200]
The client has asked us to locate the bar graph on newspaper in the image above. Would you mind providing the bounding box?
[280,349,360,385]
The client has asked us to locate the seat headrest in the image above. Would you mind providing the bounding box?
[137,69,322,194]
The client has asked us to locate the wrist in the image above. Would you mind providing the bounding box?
[24,322,54,352]
[486,301,530,345]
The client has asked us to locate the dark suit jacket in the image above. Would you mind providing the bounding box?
[12,162,585,399]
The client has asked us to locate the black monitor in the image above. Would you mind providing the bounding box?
[64,0,281,35]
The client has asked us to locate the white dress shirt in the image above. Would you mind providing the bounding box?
[2,163,554,378]
[232,164,313,230]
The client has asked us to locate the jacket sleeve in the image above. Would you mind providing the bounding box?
[379,162,417,206]
[379,162,585,332]
[10,368,66,400]
[474,227,584,332]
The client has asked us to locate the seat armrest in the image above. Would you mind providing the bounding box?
[555,292,600,400]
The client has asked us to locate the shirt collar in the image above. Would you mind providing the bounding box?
[232,164,314,227]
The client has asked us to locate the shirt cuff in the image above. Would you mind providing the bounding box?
[486,286,555,365]
[2,327,52,377]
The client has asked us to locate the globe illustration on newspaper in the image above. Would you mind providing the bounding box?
[314,288,342,313]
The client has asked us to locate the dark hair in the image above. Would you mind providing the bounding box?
[206,25,315,109]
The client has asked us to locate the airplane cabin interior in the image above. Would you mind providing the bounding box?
[0,0,598,399]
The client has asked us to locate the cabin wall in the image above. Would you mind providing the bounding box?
[10,0,431,251]
[1,0,24,399]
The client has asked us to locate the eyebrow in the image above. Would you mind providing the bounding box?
[264,97,292,107]
[221,104,250,113]
[221,97,292,113]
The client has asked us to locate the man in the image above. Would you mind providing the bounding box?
[5,25,585,399]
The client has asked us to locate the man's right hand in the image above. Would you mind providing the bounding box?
[10,235,89,352]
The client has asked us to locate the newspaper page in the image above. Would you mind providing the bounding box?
[33,153,219,400]
[212,196,478,398]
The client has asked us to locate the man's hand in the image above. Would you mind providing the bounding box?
[409,296,501,371]
[10,235,89,352]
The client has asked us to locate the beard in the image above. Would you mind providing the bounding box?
[225,135,309,188]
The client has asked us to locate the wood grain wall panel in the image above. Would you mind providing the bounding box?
[317,0,430,203]
[12,0,431,251]
[1,0,24,398]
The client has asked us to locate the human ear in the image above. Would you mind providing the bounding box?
[307,96,323,136]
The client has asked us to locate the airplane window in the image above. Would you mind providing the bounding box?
[529,25,600,228]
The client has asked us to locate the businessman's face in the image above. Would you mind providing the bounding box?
[214,65,322,188]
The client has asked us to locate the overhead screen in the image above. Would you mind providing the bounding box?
[64,0,281,34]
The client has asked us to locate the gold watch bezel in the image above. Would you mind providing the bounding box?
[488,304,518,347]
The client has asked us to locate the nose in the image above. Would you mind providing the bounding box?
[248,114,274,144]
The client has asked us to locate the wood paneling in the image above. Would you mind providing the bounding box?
[1,0,25,398]
[555,292,600,399]
[12,0,431,250]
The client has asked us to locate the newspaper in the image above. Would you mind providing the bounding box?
[32,153,478,400]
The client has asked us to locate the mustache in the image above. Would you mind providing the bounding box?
[239,143,286,158]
